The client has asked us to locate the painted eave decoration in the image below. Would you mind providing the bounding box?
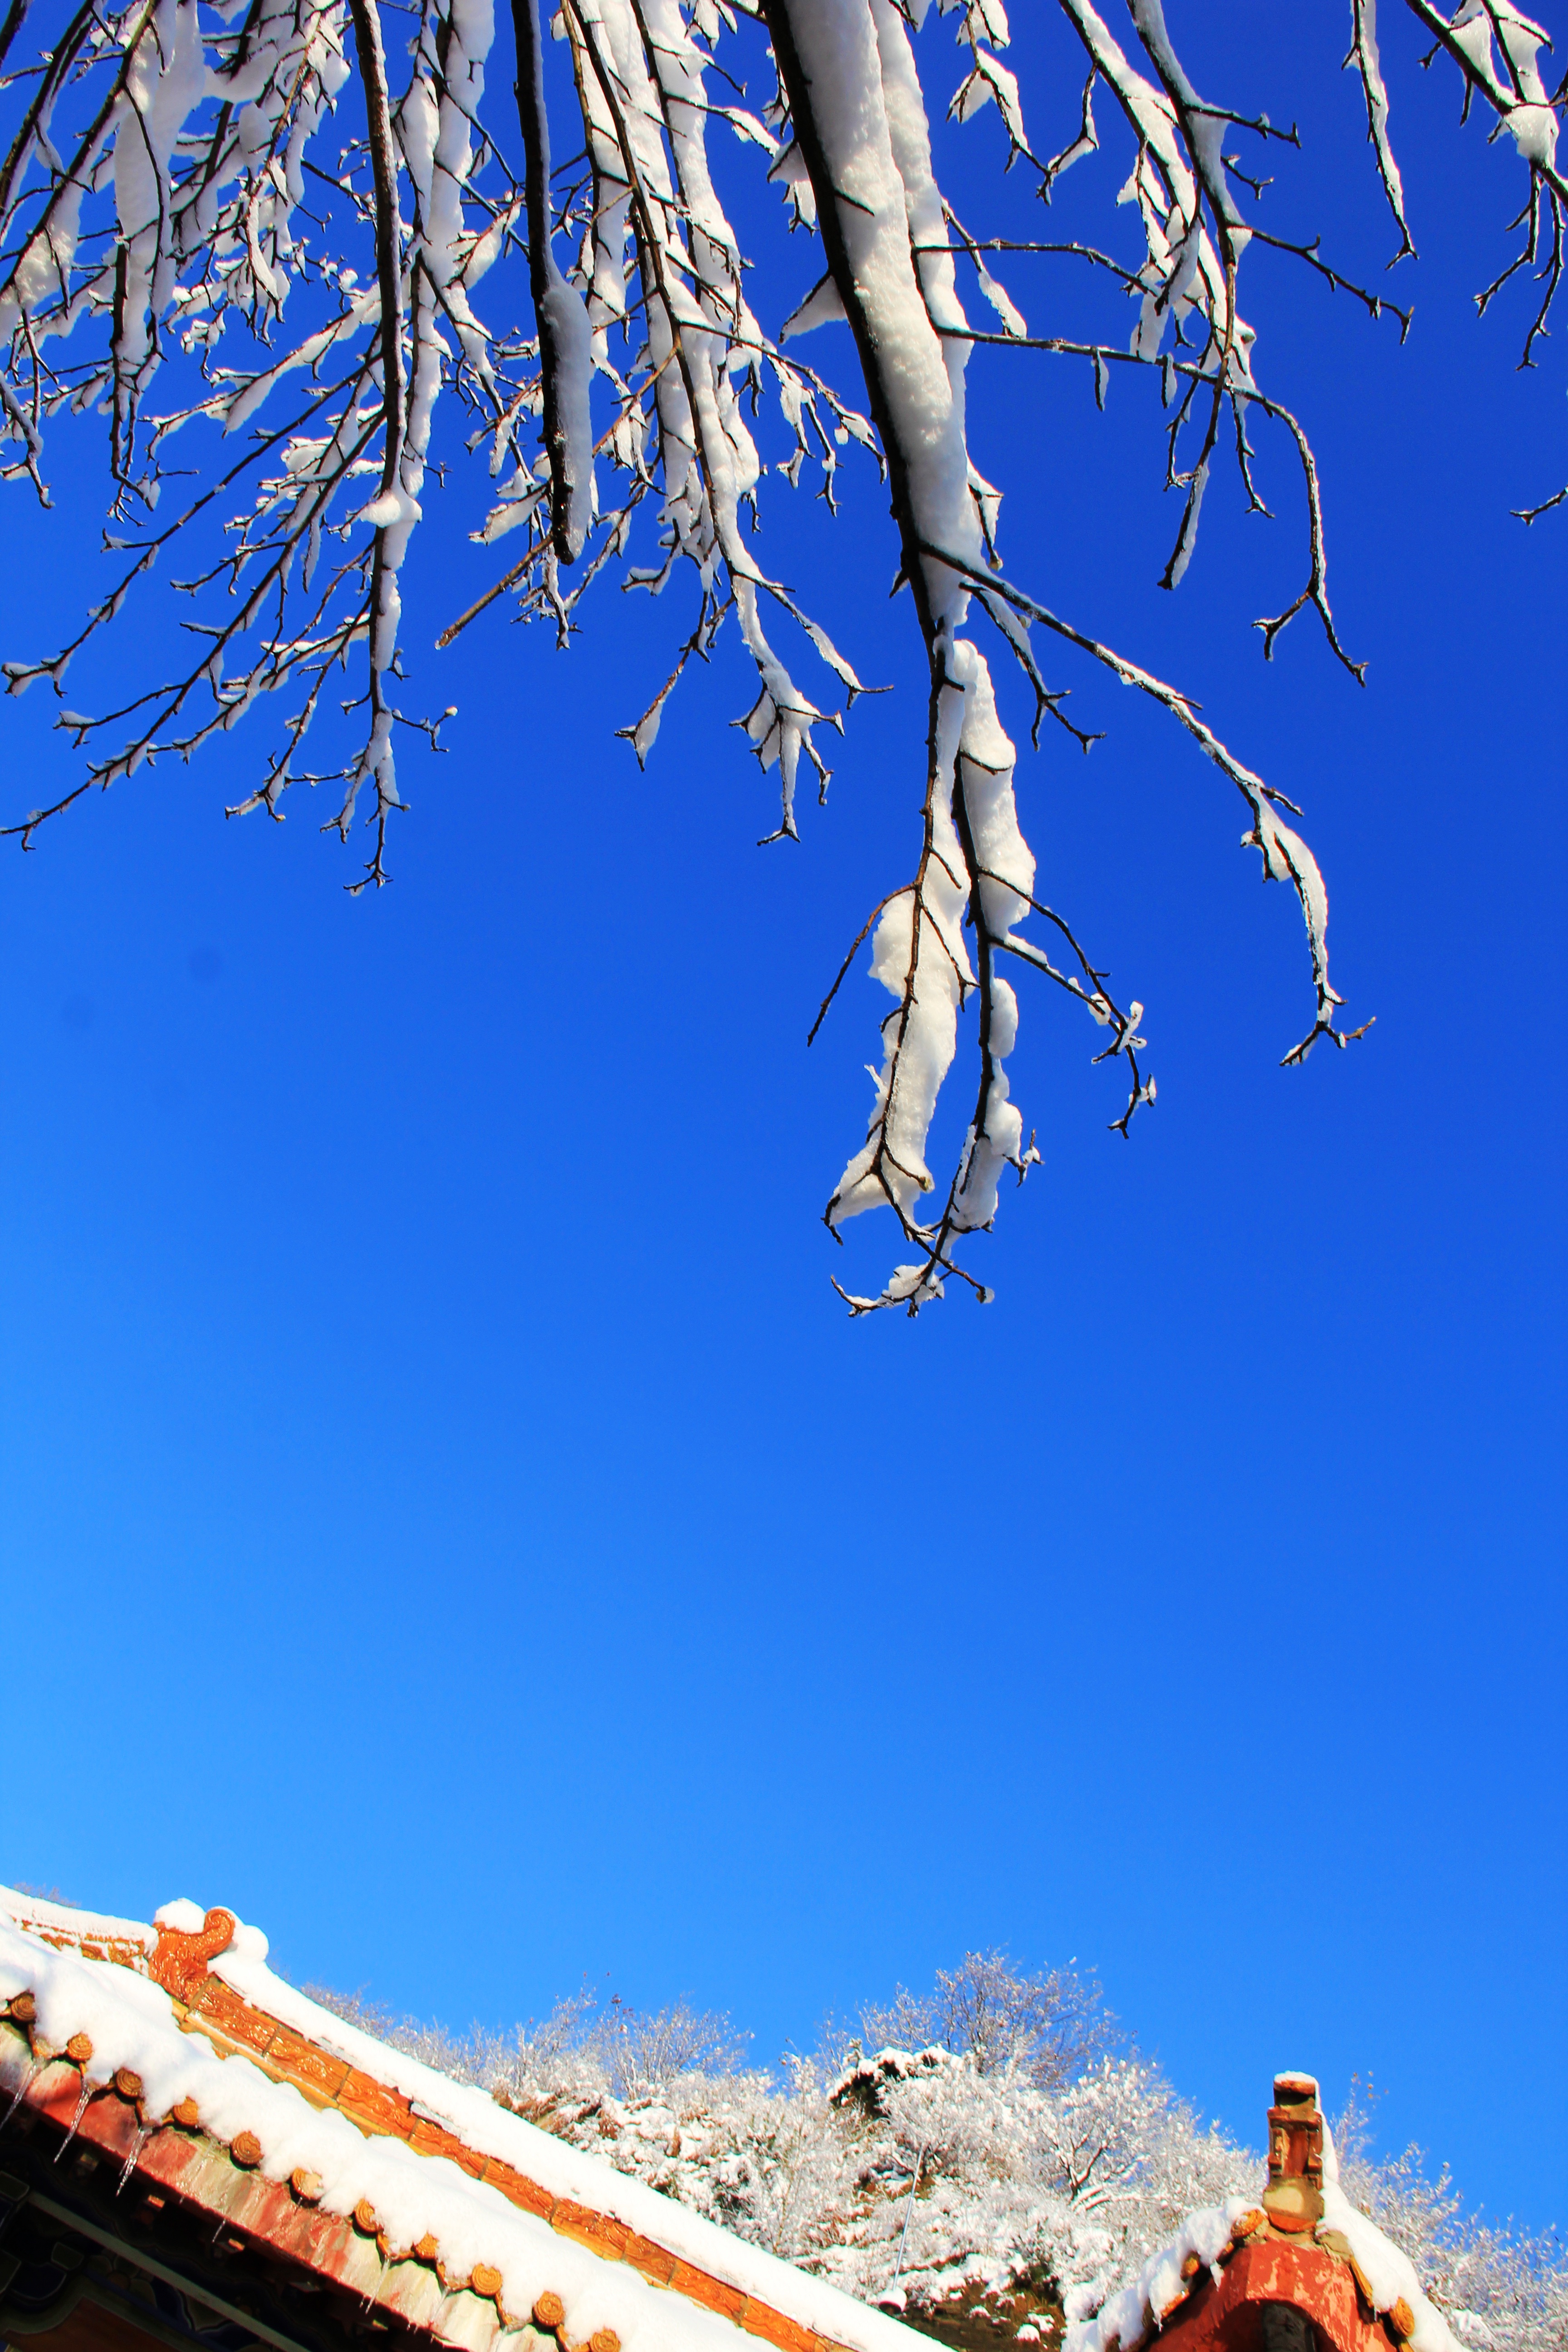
[0,1885,917,2352]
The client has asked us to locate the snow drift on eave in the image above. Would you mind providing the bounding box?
[0,1890,921,2352]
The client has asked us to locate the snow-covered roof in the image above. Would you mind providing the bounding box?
[1316,2120,1463,2352]
[0,1884,922,2352]
[1061,2197,1267,2352]
[1063,2084,1460,2352]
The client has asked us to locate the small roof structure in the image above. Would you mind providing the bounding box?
[0,1886,918,2352]
[1064,2075,1460,2352]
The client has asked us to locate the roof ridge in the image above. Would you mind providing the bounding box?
[0,1886,916,2352]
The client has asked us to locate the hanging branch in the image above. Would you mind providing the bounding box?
[1346,0,1417,261]
[0,0,1556,1307]
[513,0,592,560]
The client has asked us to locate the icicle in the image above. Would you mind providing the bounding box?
[2,2059,40,2127]
[118,2122,152,2191]
[54,2074,95,2157]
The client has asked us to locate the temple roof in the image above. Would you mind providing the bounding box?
[0,1886,919,2352]
[1062,2076,1460,2352]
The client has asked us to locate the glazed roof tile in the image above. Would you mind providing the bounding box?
[0,1887,916,2352]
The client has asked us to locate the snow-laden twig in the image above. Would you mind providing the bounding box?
[0,0,1557,1300]
[1346,0,1417,261]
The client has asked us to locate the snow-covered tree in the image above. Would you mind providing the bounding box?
[0,0,1560,1303]
[855,1949,1120,2087]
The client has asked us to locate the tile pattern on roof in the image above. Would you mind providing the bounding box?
[0,1891,916,2352]
[0,2026,671,2352]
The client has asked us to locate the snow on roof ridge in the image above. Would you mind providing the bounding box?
[0,1886,921,2352]
[1063,2116,1461,2352]
[0,1882,157,1953]
[0,1910,738,2352]
[1319,2122,1460,2352]
[1063,2197,1265,2352]
[202,1919,915,2347]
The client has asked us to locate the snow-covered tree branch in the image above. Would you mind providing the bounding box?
[0,0,1558,1302]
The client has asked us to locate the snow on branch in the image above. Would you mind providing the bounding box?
[0,0,1558,1301]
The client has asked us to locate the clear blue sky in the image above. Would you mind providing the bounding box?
[1,4,1562,2237]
